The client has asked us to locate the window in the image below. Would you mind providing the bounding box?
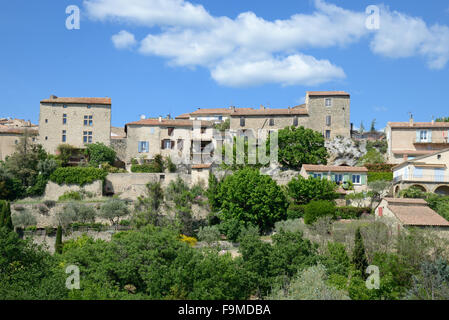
[83,131,92,144]
[352,174,361,184]
[293,117,298,126]
[87,105,91,109]
[325,130,331,139]
[63,105,67,109]
[240,117,245,127]
[138,141,149,153]
[45,119,48,123]
[334,174,343,183]
[162,139,174,150]
[326,115,331,126]
[201,127,206,134]
[62,130,66,143]
[84,115,93,126]
[269,118,275,126]
[313,173,322,179]
[218,116,223,121]
[325,98,332,107]
[417,130,430,142]
[168,127,174,136]
[45,136,48,140]
[63,114,67,125]
[414,167,423,178]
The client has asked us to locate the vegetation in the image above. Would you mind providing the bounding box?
[273,126,328,170]
[287,176,338,205]
[99,199,129,227]
[85,143,116,167]
[131,154,165,173]
[50,167,107,186]
[304,200,336,225]
[368,171,393,182]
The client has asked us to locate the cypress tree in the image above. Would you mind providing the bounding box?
[55,225,63,254]
[4,202,13,232]
[0,200,5,227]
[352,228,368,278]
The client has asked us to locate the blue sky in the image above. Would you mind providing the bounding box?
[1,0,449,129]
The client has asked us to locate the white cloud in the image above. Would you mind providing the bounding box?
[374,106,388,112]
[112,30,137,49]
[84,0,449,86]
[84,0,214,27]
[211,54,345,87]
[370,5,449,69]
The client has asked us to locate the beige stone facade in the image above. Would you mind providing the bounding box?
[0,126,38,161]
[38,96,111,154]
[386,120,449,164]
[124,118,217,165]
[392,148,449,196]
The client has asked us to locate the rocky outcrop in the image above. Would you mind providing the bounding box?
[326,137,367,166]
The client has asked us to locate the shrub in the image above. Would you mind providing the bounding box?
[197,225,221,244]
[99,198,129,226]
[335,207,371,219]
[58,191,82,202]
[50,167,107,186]
[85,143,116,167]
[368,171,393,182]
[180,234,197,247]
[165,156,177,173]
[218,218,245,242]
[12,209,37,229]
[43,200,56,208]
[399,186,426,199]
[37,204,49,215]
[287,176,338,205]
[287,204,306,220]
[364,164,394,172]
[62,202,96,224]
[119,219,131,226]
[304,200,336,225]
[274,219,305,234]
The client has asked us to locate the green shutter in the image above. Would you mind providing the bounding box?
[343,174,350,182]
[361,174,367,185]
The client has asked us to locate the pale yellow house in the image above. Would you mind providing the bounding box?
[0,126,38,161]
[386,118,449,164]
[392,148,449,196]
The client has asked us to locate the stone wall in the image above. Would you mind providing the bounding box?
[44,181,103,201]
[111,137,127,162]
[104,173,192,200]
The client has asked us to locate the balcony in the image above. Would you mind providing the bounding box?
[393,174,449,184]
[414,137,449,145]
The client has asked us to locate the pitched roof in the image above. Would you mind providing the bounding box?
[40,97,111,105]
[126,119,213,127]
[388,122,449,129]
[307,91,350,97]
[175,113,191,119]
[302,164,368,173]
[382,198,449,227]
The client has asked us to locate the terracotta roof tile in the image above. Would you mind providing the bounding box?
[387,203,449,227]
[231,107,308,116]
[126,119,214,127]
[388,122,449,129]
[307,91,350,96]
[40,97,111,105]
[302,165,368,173]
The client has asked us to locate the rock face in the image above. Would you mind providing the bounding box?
[325,137,367,166]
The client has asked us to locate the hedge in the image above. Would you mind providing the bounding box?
[367,171,393,182]
[335,207,371,219]
[364,164,394,172]
[131,164,163,173]
[50,167,108,186]
[286,204,306,220]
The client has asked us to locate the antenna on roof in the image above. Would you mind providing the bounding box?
[408,112,413,119]
[140,114,146,120]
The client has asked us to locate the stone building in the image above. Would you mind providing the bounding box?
[0,119,38,161]
[38,96,111,154]
[392,148,449,196]
[386,117,449,164]
[124,118,216,165]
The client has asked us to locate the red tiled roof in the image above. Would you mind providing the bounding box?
[40,97,111,105]
[175,113,191,119]
[307,91,350,97]
[0,126,38,135]
[192,163,212,169]
[383,198,449,227]
[302,164,368,173]
[388,122,449,129]
[126,119,214,127]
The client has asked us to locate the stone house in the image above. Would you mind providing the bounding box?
[386,117,449,164]
[375,198,449,234]
[124,118,217,166]
[392,148,449,196]
[38,96,111,154]
[0,125,38,161]
[300,164,368,192]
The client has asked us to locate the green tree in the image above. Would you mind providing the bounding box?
[287,176,338,205]
[216,167,288,232]
[304,200,336,225]
[99,199,129,227]
[55,226,63,254]
[352,228,368,278]
[206,172,220,211]
[85,142,116,167]
[273,126,328,170]
[370,119,376,132]
[359,121,365,134]
[358,149,385,165]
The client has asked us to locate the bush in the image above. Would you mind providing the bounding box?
[219,218,245,242]
[399,186,426,199]
[85,143,116,167]
[304,200,336,225]
[368,171,393,182]
[364,164,394,172]
[119,219,131,226]
[12,209,37,229]
[61,202,96,224]
[99,198,129,226]
[58,191,82,202]
[274,219,305,234]
[335,207,371,219]
[287,204,306,220]
[180,234,197,247]
[50,167,107,186]
[197,225,221,244]
[43,200,56,208]
[287,176,338,205]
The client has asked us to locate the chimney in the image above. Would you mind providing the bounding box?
[50,95,58,99]
[158,116,162,122]
[409,113,414,127]
[229,106,235,112]
[431,116,435,125]
[166,114,171,120]
[260,104,265,110]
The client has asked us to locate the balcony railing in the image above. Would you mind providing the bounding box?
[394,175,449,184]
